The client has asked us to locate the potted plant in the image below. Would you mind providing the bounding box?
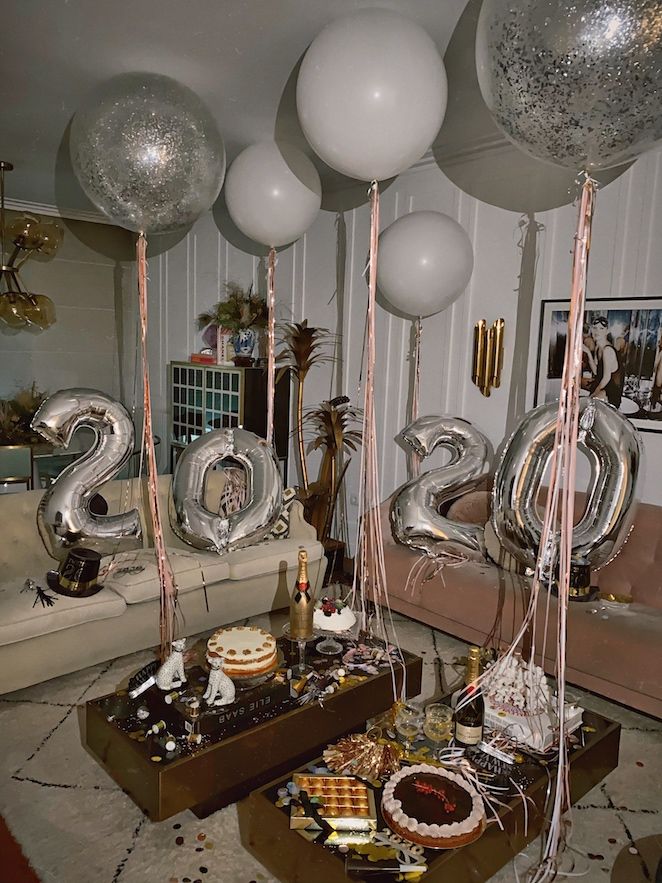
[303,396,362,546]
[276,320,335,490]
[197,282,268,366]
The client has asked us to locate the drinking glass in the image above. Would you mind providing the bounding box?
[423,703,453,757]
[395,702,423,752]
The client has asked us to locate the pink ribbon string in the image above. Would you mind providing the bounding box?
[530,176,597,881]
[266,246,276,446]
[411,317,422,477]
[137,233,178,662]
[352,181,406,700]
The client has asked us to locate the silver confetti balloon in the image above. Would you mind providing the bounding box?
[390,415,493,560]
[476,0,662,171]
[171,428,283,553]
[492,399,642,572]
[31,388,142,560]
[70,72,225,233]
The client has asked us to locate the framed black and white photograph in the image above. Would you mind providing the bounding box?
[534,297,662,433]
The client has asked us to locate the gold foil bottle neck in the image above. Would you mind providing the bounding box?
[297,549,309,587]
[465,646,481,686]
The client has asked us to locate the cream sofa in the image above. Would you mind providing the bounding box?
[0,473,324,695]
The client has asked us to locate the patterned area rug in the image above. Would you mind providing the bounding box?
[0,610,660,883]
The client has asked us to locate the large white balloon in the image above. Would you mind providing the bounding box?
[224,142,322,247]
[296,9,447,182]
[377,211,474,318]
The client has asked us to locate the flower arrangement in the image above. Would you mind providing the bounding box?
[196,282,268,335]
[0,383,47,444]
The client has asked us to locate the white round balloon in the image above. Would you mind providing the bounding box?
[296,9,447,182]
[224,141,322,247]
[377,211,474,318]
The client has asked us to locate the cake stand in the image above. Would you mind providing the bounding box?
[313,619,359,655]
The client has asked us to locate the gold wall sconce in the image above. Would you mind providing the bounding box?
[472,318,505,397]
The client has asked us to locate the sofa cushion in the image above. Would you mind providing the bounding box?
[0,580,126,647]
[104,550,230,604]
[225,536,321,580]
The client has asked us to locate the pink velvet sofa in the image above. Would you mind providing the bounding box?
[379,491,662,719]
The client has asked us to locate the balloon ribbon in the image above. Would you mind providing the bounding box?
[529,175,596,881]
[137,233,178,661]
[353,181,405,701]
[410,317,422,477]
[266,246,276,445]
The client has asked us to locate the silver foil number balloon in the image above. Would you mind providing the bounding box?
[171,428,283,553]
[476,0,662,171]
[390,416,493,560]
[70,72,226,234]
[31,389,142,560]
[492,399,642,572]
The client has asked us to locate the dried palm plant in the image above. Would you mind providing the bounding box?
[302,396,362,544]
[276,320,336,490]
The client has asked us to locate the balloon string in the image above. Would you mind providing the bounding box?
[351,180,406,702]
[528,176,597,882]
[137,233,178,662]
[411,317,422,477]
[266,246,277,446]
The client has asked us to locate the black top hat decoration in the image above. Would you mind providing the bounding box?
[47,547,104,598]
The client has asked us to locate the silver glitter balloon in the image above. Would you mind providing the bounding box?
[476,0,662,171]
[492,399,642,572]
[31,388,142,560]
[171,428,283,553]
[70,72,225,233]
[390,415,493,560]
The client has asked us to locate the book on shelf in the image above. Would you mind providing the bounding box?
[189,353,216,364]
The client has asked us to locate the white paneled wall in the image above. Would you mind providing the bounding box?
[143,150,662,538]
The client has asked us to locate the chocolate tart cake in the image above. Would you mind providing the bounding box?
[381,763,485,848]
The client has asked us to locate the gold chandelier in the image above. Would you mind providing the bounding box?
[0,161,62,330]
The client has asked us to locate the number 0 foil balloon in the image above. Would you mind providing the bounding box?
[70,72,226,233]
[31,389,142,560]
[390,416,492,560]
[492,399,642,572]
[171,428,283,553]
[476,0,662,171]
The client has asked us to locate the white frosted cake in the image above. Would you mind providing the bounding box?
[313,597,357,633]
[206,625,277,678]
[381,763,485,848]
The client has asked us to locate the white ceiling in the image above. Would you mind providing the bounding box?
[4,0,468,214]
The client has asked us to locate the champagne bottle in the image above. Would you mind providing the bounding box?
[289,549,313,640]
[454,646,484,748]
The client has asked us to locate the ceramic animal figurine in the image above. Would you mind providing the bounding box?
[203,656,236,706]
[155,638,188,691]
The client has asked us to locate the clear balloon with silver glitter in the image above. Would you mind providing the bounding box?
[171,428,283,553]
[491,399,642,571]
[390,415,493,560]
[476,0,662,171]
[70,72,225,233]
[31,388,142,560]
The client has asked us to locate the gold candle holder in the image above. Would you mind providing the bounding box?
[472,318,505,397]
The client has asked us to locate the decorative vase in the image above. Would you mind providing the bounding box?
[215,326,234,365]
[231,327,257,366]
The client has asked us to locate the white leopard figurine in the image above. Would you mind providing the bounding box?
[203,656,236,707]
[155,638,188,691]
